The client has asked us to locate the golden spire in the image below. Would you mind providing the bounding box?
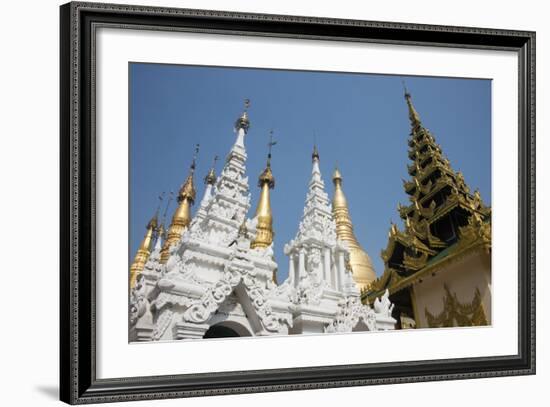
[160,145,199,263]
[251,131,276,250]
[130,212,158,288]
[403,81,422,130]
[331,167,376,290]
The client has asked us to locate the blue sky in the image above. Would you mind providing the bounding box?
[130,63,491,281]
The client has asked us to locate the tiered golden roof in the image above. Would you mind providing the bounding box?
[331,167,377,291]
[129,214,157,288]
[364,89,491,302]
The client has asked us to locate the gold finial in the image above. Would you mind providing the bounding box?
[258,130,276,188]
[235,98,251,132]
[332,166,343,183]
[204,155,219,185]
[402,81,422,129]
[251,131,276,250]
[160,147,199,263]
[177,144,199,203]
[331,167,376,291]
[130,207,159,288]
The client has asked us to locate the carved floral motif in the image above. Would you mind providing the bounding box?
[325,296,378,333]
[425,285,488,327]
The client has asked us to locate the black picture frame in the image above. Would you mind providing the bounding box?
[60,1,536,404]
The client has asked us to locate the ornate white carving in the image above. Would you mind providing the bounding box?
[183,264,241,323]
[374,289,395,318]
[152,308,174,340]
[131,117,395,342]
[325,296,377,333]
[129,275,153,330]
[152,292,194,312]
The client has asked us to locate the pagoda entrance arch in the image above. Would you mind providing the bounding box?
[203,320,253,339]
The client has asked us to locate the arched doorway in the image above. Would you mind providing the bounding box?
[202,321,253,338]
[203,325,240,338]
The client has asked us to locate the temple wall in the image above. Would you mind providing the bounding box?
[412,246,491,328]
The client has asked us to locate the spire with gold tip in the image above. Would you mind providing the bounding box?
[364,85,491,313]
[251,130,276,250]
[130,207,159,288]
[331,166,376,290]
[194,155,219,222]
[233,98,250,151]
[204,155,218,186]
[160,145,199,263]
[403,81,422,131]
[200,155,218,204]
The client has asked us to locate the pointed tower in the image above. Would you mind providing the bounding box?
[364,87,491,329]
[130,213,158,288]
[193,156,219,223]
[283,145,374,334]
[284,145,346,291]
[132,99,297,341]
[160,146,199,263]
[251,132,276,250]
[331,167,376,291]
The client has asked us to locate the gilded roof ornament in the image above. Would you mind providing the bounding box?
[129,204,160,288]
[204,155,219,185]
[332,166,343,183]
[161,146,199,263]
[177,144,199,203]
[403,82,422,130]
[251,131,277,250]
[258,130,276,188]
[234,98,251,133]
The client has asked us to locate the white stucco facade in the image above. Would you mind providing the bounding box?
[129,111,396,341]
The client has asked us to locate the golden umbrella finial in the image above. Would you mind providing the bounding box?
[204,155,219,185]
[160,147,200,263]
[235,99,251,132]
[251,130,277,250]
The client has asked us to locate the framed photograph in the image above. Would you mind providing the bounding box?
[60,1,535,404]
